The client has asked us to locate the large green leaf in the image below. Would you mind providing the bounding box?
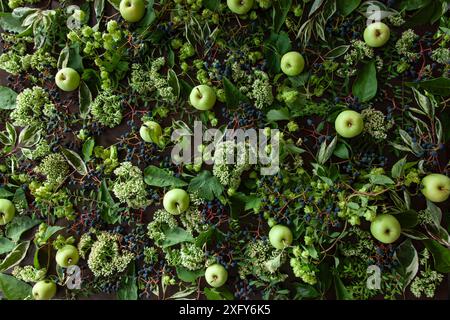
[188,170,224,201]
[0,241,30,272]
[117,263,138,300]
[161,227,194,248]
[337,0,361,16]
[61,147,88,176]
[0,237,16,255]
[353,60,377,102]
[144,165,187,188]
[273,0,292,33]
[406,77,450,97]
[424,240,450,273]
[176,267,205,283]
[0,273,32,300]
[6,216,41,242]
[223,77,248,109]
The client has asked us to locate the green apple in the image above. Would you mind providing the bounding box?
[190,85,216,111]
[205,264,228,288]
[163,189,190,215]
[55,67,80,92]
[334,110,364,138]
[421,173,450,203]
[370,214,401,244]
[0,198,15,225]
[280,51,305,76]
[139,121,162,144]
[363,22,390,48]
[32,280,57,300]
[227,0,254,15]
[55,244,80,268]
[269,225,293,249]
[119,0,146,22]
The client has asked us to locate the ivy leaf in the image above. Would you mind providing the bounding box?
[6,216,41,242]
[82,137,95,162]
[272,0,292,33]
[176,267,205,283]
[161,227,194,248]
[0,237,16,255]
[117,263,138,300]
[0,241,30,272]
[337,0,361,16]
[0,86,18,110]
[61,147,88,176]
[223,77,248,109]
[144,165,187,188]
[0,273,32,300]
[424,240,450,273]
[352,60,377,102]
[188,170,224,201]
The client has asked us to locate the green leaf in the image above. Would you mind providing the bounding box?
[176,267,205,282]
[0,188,14,198]
[396,210,418,229]
[67,43,84,72]
[188,170,224,201]
[337,0,361,16]
[117,263,138,300]
[334,274,353,300]
[41,226,64,243]
[369,174,395,185]
[144,165,187,188]
[232,193,262,212]
[294,283,320,299]
[0,241,30,272]
[223,77,248,109]
[161,227,194,248]
[137,0,156,31]
[107,0,121,10]
[391,157,407,179]
[395,239,419,290]
[0,86,18,110]
[79,81,92,119]
[0,273,32,300]
[0,237,16,255]
[423,240,450,273]
[264,31,291,73]
[399,0,431,10]
[82,137,95,162]
[406,77,450,97]
[325,45,350,59]
[203,0,220,11]
[273,0,292,33]
[204,287,234,300]
[353,60,377,102]
[99,180,120,224]
[0,13,27,34]
[266,108,291,122]
[333,143,349,159]
[168,69,180,98]
[61,147,88,176]
[317,136,337,164]
[6,216,41,242]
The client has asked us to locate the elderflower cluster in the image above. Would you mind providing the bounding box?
[361,108,394,141]
[78,232,95,259]
[87,232,134,278]
[112,162,149,209]
[410,249,444,298]
[395,29,419,61]
[34,153,69,186]
[431,47,450,65]
[12,265,46,283]
[248,71,274,109]
[180,207,208,234]
[238,239,283,280]
[338,40,374,77]
[147,209,179,246]
[90,90,123,128]
[179,243,205,271]
[10,86,57,128]
[130,58,176,104]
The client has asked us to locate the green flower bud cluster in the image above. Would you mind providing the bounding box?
[112,162,149,209]
[290,246,318,285]
[130,58,176,104]
[180,207,209,234]
[78,232,94,259]
[8,0,39,9]
[29,180,75,220]
[338,40,374,77]
[10,86,57,128]
[34,153,69,186]
[52,234,76,250]
[91,90,123,128]
[87,232,134,278]
[410,249,444,298]
[361,108,394,141]
[395,29,419,61]
[12,265,46,283]
[431,47,450,65]
[256,0,272,9]
[143,246,158,264]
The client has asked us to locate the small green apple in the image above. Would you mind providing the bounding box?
[139,121,162,145]
[370,214,401,244]
[0,198,15,225]
[269,224,293,249]
[205,264,228,288]
[32,280,57,300]
[55,244,80,268]
[363,22,390,48]
[280,51,305,76]
[119,0,146,22]
[163,189,190,215]
[55,67,80,92]
[227,0,254,15]
[334,110,364,138]
[421,173,450,203]
[190,85,216,111]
